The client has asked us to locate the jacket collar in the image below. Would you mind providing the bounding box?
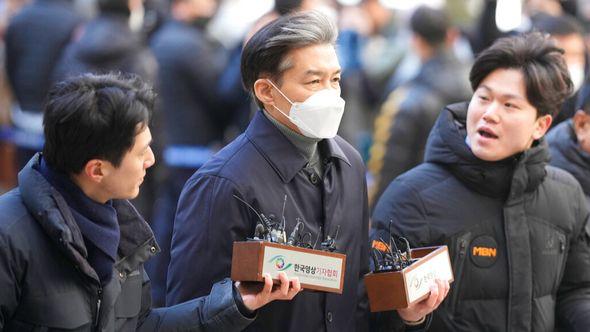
[19,154,159,279]
[245,111,350,183]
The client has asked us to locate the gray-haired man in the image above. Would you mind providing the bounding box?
[167,11,447,331]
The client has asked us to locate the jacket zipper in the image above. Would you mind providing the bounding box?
[450,237,469,312]
[94,287,103,328]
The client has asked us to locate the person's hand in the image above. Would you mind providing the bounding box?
[397,279,450,324]
[236,272,302,311]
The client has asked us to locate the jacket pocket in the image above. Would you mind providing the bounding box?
[114,269,142,318]
[528,217,568,296]
[448,231,472,313]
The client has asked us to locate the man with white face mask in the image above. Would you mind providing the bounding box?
[533,13,588,127]
[167,11,448,332]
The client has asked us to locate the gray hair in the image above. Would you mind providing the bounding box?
[241,10,338,108]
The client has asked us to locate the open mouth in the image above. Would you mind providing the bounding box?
[478,128,498,139]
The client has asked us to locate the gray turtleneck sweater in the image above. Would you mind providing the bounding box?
[263,110,324,177]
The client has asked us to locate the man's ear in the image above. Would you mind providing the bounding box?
[83,159,107,184]
[253,78,276,107]
[532,114,553,140]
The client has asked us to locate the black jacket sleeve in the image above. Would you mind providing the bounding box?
[556,189,590,332]
[0,232,20,330]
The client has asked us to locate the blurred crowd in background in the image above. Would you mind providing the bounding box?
[0,0,589,241]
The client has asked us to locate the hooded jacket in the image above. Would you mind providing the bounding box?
[372,102,590,332]
[547,120,590,204]
[0,155,255,331]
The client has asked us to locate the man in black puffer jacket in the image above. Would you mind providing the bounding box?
[372,33,590,331]
[0,73,301,331]
[548,82,590,207]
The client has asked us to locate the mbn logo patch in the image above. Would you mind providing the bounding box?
[472,246,497,258]
[469,235,498,268]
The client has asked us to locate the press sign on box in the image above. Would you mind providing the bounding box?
[262,246,344,292]
[404,249,454,303]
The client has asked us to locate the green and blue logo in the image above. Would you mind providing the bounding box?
[268,255,292,271]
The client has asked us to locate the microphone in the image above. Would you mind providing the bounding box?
[287,220,303,246]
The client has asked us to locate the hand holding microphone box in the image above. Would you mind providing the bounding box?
[364,227,454,312]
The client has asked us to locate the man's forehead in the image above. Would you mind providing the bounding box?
[478,68,528,98]
[285,44,340,72]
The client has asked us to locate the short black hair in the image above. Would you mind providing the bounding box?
[470,32,573,117]
[43,73,155,174]
[410,5,450,47]
[241,11,337,108]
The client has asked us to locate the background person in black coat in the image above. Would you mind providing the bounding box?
[52,0,157,85]
[372,32,590,331]
[367,5,472,210]
[4,0,83,168]
[145,0,244,305]
[547,81,590,204]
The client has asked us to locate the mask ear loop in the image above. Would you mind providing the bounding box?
[266,79,294,105]
[265,79,319,137]
[266,79,296,119]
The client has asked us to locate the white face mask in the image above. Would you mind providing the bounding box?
[267,79,345,139]
[568,63,585,93]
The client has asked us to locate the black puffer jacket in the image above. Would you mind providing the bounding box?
[0,155,255,331]
[53,13,157,84]
[547,120,590,204]
[368,52,471,209]
[372,103,590,332]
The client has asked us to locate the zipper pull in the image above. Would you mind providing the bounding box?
[94,289,103,327]
[459,239,468,257]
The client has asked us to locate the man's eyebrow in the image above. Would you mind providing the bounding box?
[303,69,341,76]
[303,70,324,76]
[479,84,526,100]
